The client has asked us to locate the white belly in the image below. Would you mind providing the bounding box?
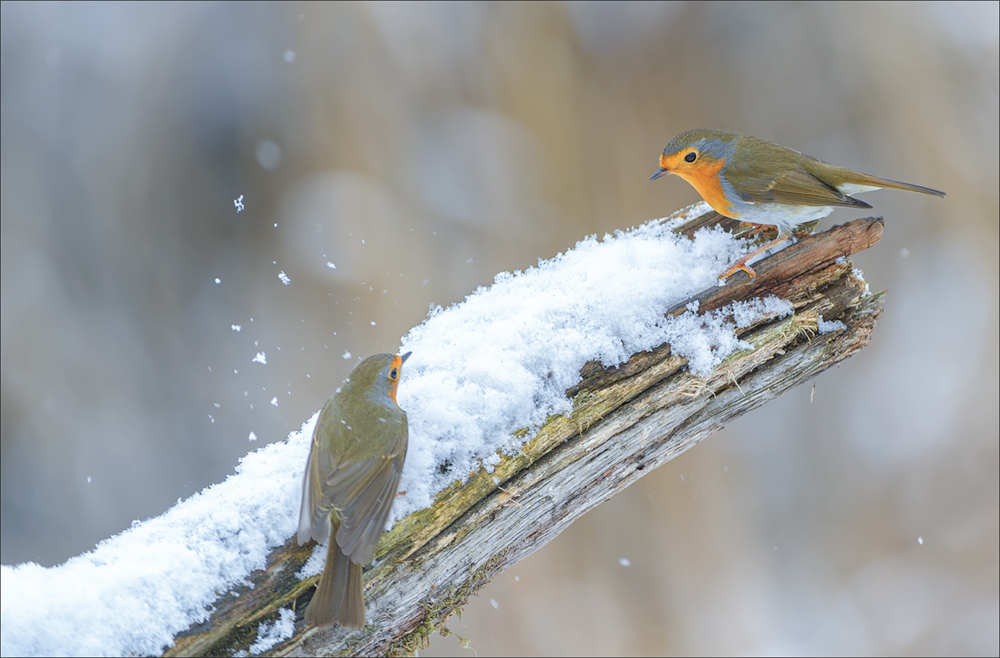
[735,203,835,236]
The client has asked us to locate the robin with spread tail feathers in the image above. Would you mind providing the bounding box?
[298,352,411,629]
[650,129,945,279]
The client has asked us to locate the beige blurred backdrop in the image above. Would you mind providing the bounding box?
[1,2,997,655]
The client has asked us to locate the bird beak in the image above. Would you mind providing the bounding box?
[399,351,412,364]
[649,167,669,181]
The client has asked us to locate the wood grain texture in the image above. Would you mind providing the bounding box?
[164,208,885,657]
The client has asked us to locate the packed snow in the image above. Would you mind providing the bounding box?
[1,203,804,656]
[1,424,310,657]
[390,203,791,518]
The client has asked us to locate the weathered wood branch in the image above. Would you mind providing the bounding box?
[166,211,885,657]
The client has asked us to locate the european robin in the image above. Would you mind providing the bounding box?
[297,352,411,629]
[650,129,945,279]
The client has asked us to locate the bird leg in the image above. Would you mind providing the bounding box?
[720,235,789,280]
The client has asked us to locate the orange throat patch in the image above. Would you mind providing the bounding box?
[388,354,404,404]
[661,153,735,218]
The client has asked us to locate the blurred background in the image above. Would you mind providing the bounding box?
[1,2,997,654]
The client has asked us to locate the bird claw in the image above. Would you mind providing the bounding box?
[719,260,757,280]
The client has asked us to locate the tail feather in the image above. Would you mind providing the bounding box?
[854,172,946,197]
[337,558,366,629]
[305,540,365,629]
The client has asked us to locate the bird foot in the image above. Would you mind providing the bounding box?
[719,258,757,280]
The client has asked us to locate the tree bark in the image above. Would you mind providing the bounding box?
[165,209,885,657]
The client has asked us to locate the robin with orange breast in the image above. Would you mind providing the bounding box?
[298,352,411,629]
[650,129,946,279]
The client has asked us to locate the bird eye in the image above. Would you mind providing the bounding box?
[685,151,697,163]
[390,368,398,379]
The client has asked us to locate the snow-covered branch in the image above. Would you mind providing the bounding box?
[1,206,885,657]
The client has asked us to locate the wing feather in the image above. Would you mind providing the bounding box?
[326,429,407,563]
[335,452,404,562]
[733,163,871,209]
